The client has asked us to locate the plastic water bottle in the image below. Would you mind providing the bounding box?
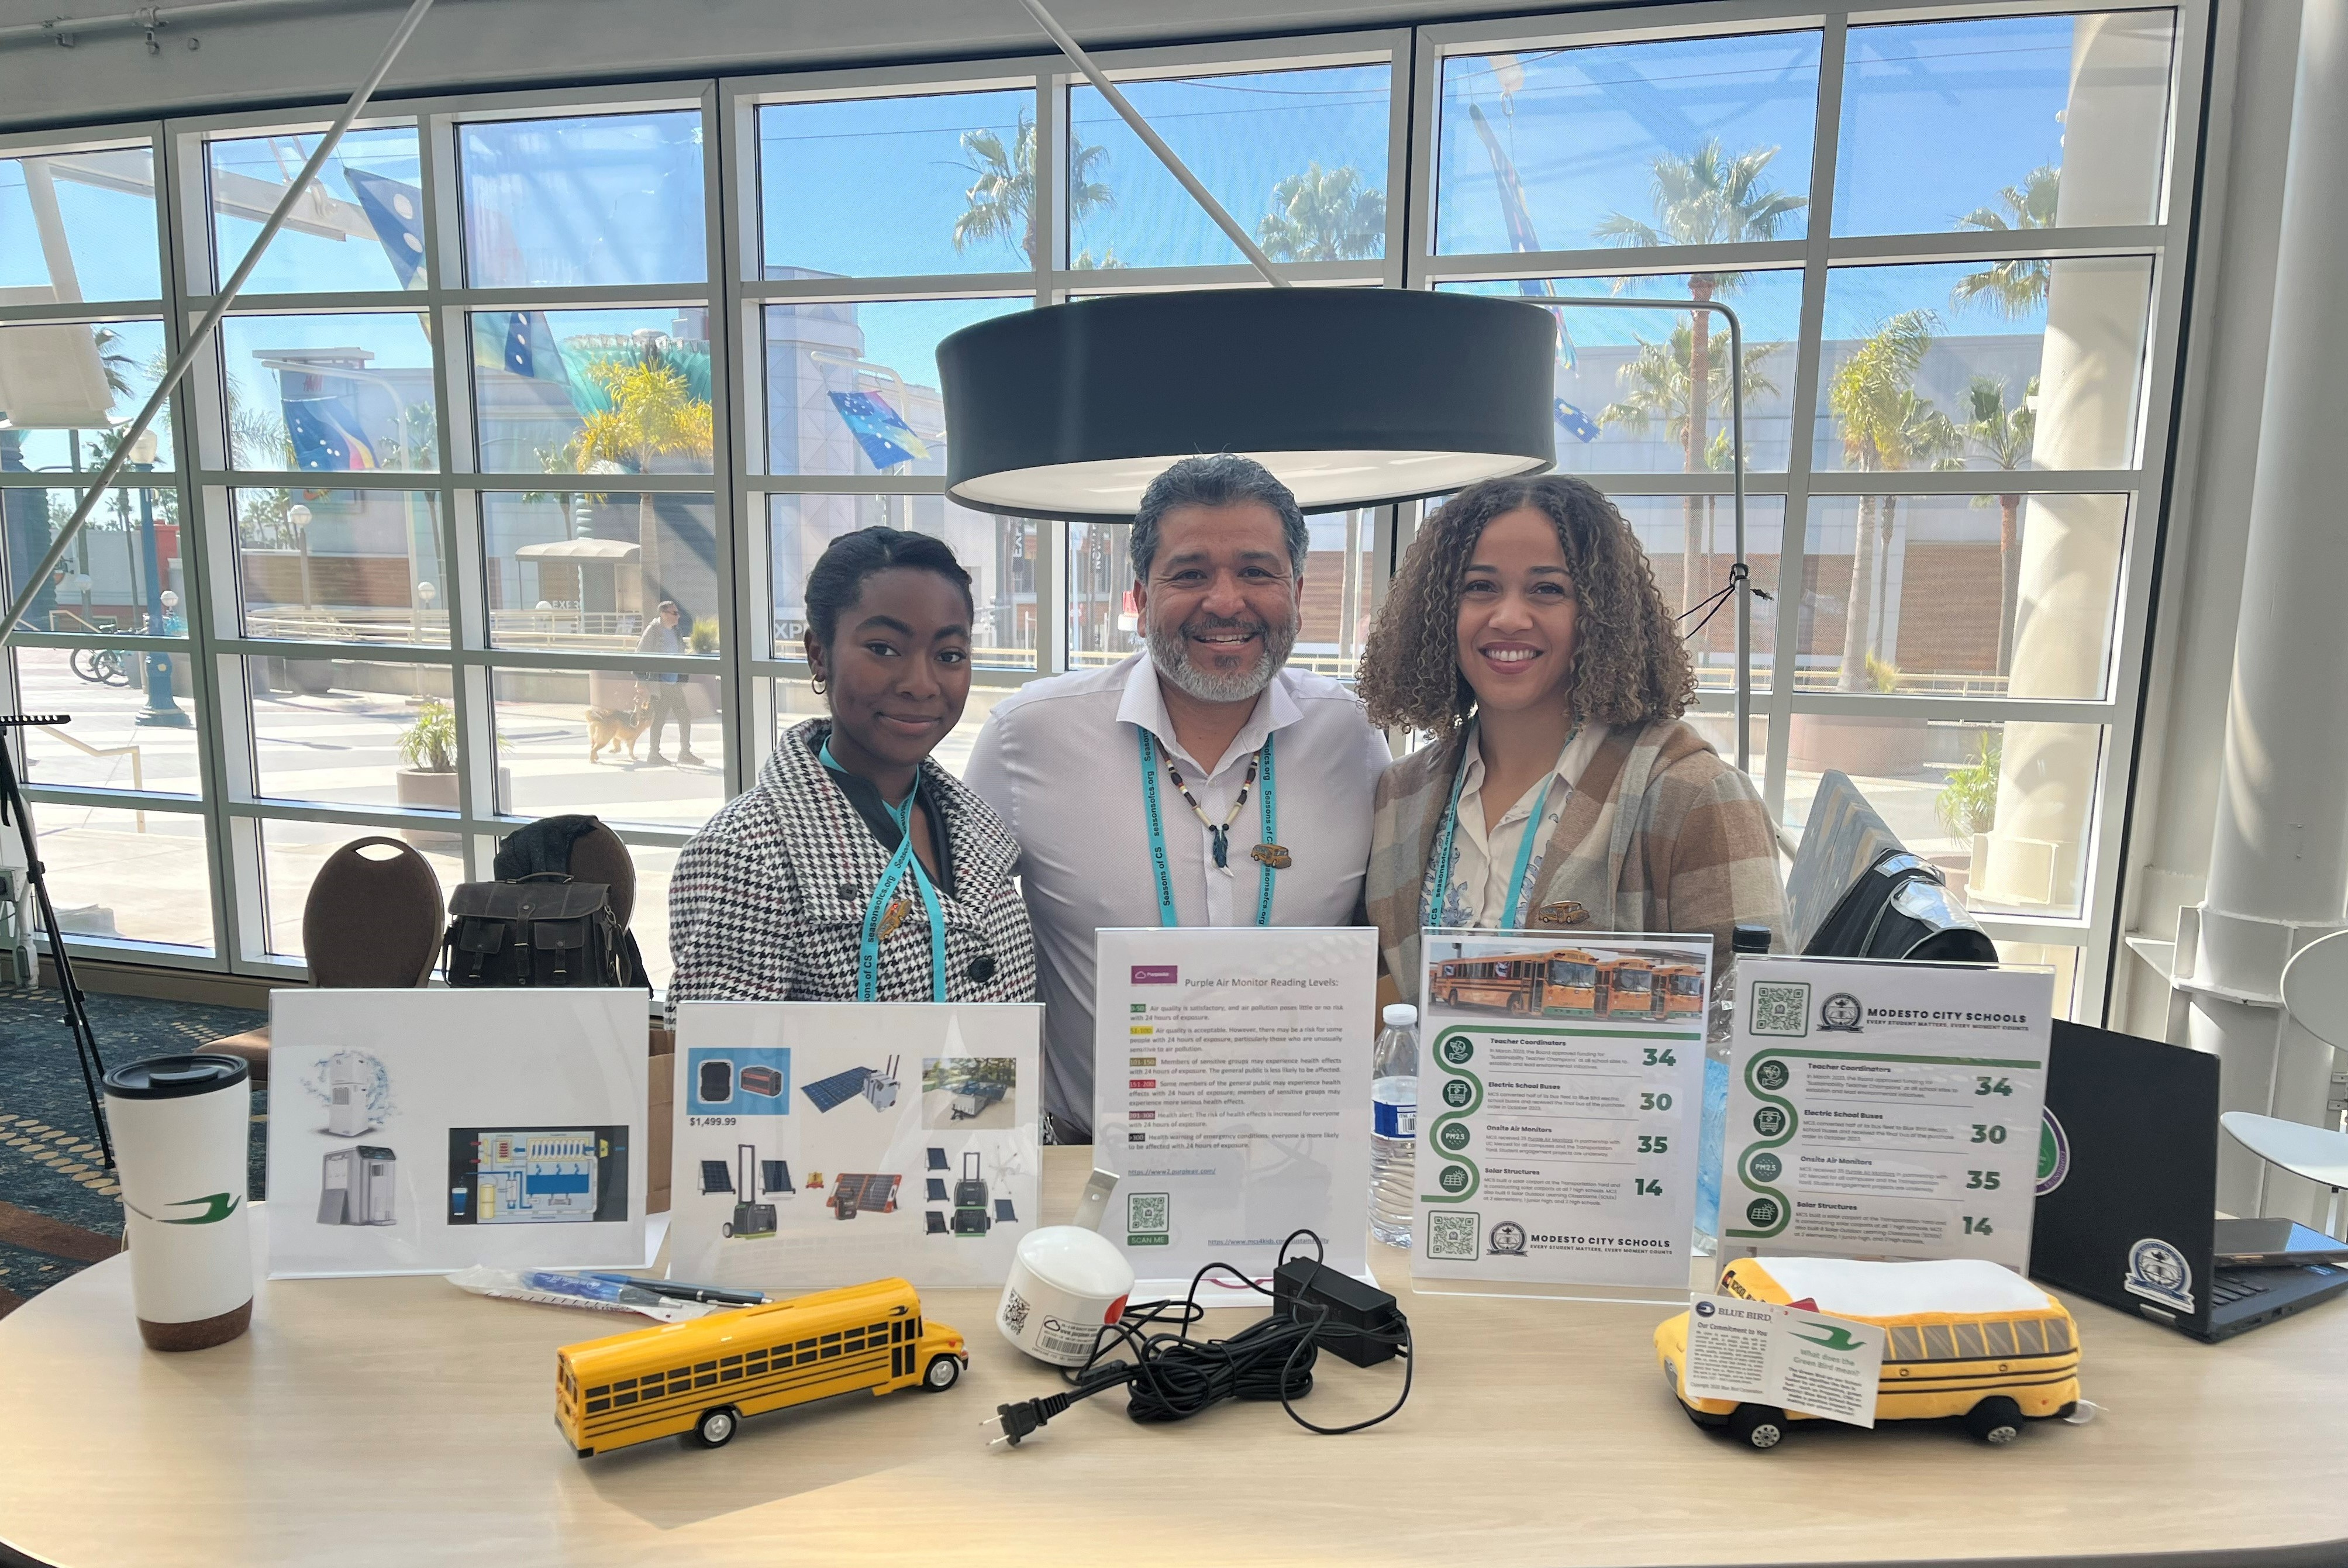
[1696,925,1775,1256]
[1370,1002,1419,1247]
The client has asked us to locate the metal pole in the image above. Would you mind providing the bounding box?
[1547,294,1752,774]
[1013,0,1290,289]
[0,0,438,645]
[1721,302,1750,776]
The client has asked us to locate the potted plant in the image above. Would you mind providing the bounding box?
[395,698,461,815]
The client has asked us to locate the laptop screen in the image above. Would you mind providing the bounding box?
[2029,1019,2218,1336]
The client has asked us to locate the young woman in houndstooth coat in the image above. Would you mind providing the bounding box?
[668,526,1036,1005]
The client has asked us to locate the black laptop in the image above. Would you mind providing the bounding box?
[2029,1019,2348,1342]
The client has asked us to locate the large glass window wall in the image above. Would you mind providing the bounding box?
[0,5,2202,1013]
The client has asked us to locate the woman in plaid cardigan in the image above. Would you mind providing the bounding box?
[668,528,1035,1005]
[1354,475,1788,988]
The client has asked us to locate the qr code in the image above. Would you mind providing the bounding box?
[1000,1288,1031,1334]
[1426,1210,1480,1261]
[1127,1193,1169,1235]
[1749,981,1811,1037]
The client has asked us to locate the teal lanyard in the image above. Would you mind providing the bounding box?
[822,743,948,1002]
[1423,721,1580,931]
[1136,727,1278,928]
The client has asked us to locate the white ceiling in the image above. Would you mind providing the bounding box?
[0,0,1609,130]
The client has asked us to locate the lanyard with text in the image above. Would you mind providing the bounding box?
[1136,726,1280,928]
[823,743,948,1002]
[1423,719,1582,930]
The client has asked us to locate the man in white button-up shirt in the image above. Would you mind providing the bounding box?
[966,456,1391,1140]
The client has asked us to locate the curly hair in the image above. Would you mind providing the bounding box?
[1355,474,1694,737]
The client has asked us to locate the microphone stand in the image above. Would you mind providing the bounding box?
[0,714,112,1166]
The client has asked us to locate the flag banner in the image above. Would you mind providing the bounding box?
[828,389,930,471]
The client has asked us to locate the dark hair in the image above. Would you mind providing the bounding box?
[1356,474,1694,737]
[1131,455,1309,583]
[804,526,976,650]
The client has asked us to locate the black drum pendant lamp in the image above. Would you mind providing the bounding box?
[939,289,1558,522]
[937,0,1558,523]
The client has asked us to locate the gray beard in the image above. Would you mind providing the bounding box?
[1147,612,1299,704]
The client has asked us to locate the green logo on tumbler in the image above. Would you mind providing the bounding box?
[129,1191,242,1225]
[1439,1165,1470,1194]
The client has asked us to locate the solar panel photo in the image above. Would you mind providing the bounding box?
[699,1160,733,1195]
[800,1065,878,1113]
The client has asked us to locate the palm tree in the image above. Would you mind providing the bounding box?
[1826,311,1939,691]
[1867,388,1962,659]
[954,113,1114,268]
[1256,162,1385,263]
[1595,140,1806,612]
[564,344,714,615]
[1952,164,2059,320]
[1957,374,2037,677]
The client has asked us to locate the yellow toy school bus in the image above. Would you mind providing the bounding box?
[556,1277,967,1456]
[1655,1256,2081,1450]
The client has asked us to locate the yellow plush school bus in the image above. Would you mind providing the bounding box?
[1656,1256,2082,1450]
[556,1277,967,1456]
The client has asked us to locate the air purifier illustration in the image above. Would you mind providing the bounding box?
[318,1145,396,1225]
[327,1057,368,1136]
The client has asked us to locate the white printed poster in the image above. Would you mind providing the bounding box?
[1092,928,1376,1296]
[1722,956,2054,1271]
[267,989,649,1278]
[1413,930,1710,1288]
[668,1002,1041,1291]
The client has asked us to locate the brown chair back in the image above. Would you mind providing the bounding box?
[566,822,637,928]
[303,836,445,987]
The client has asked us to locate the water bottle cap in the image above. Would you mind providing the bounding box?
[1382,1003,1418,1027]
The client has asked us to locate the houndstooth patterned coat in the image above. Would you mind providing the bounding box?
[668,718,1037,1005]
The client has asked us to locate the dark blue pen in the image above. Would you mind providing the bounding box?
[584,1272,766,1306]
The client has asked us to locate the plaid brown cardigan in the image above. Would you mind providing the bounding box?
[1366,718,1790,985]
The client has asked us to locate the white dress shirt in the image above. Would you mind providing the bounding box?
[1423,719,1611,930]
[965,651,1391,1138]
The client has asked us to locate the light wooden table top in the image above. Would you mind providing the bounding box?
[6,1147,2348,1568]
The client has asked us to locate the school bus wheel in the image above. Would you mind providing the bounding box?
[1729,1404,1787,1450]
[1965,1397,2025,1446]
[685,1406,741,1448]
[921,1354,962,1391]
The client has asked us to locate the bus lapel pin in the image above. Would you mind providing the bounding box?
[1533,901,1587,928]
[1249,843,1292,870]
[876,898,912,941]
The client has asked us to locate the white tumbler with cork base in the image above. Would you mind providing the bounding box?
[101,1053,254,1351]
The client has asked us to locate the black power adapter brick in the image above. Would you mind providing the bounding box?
[1272,1256,1405,1367]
